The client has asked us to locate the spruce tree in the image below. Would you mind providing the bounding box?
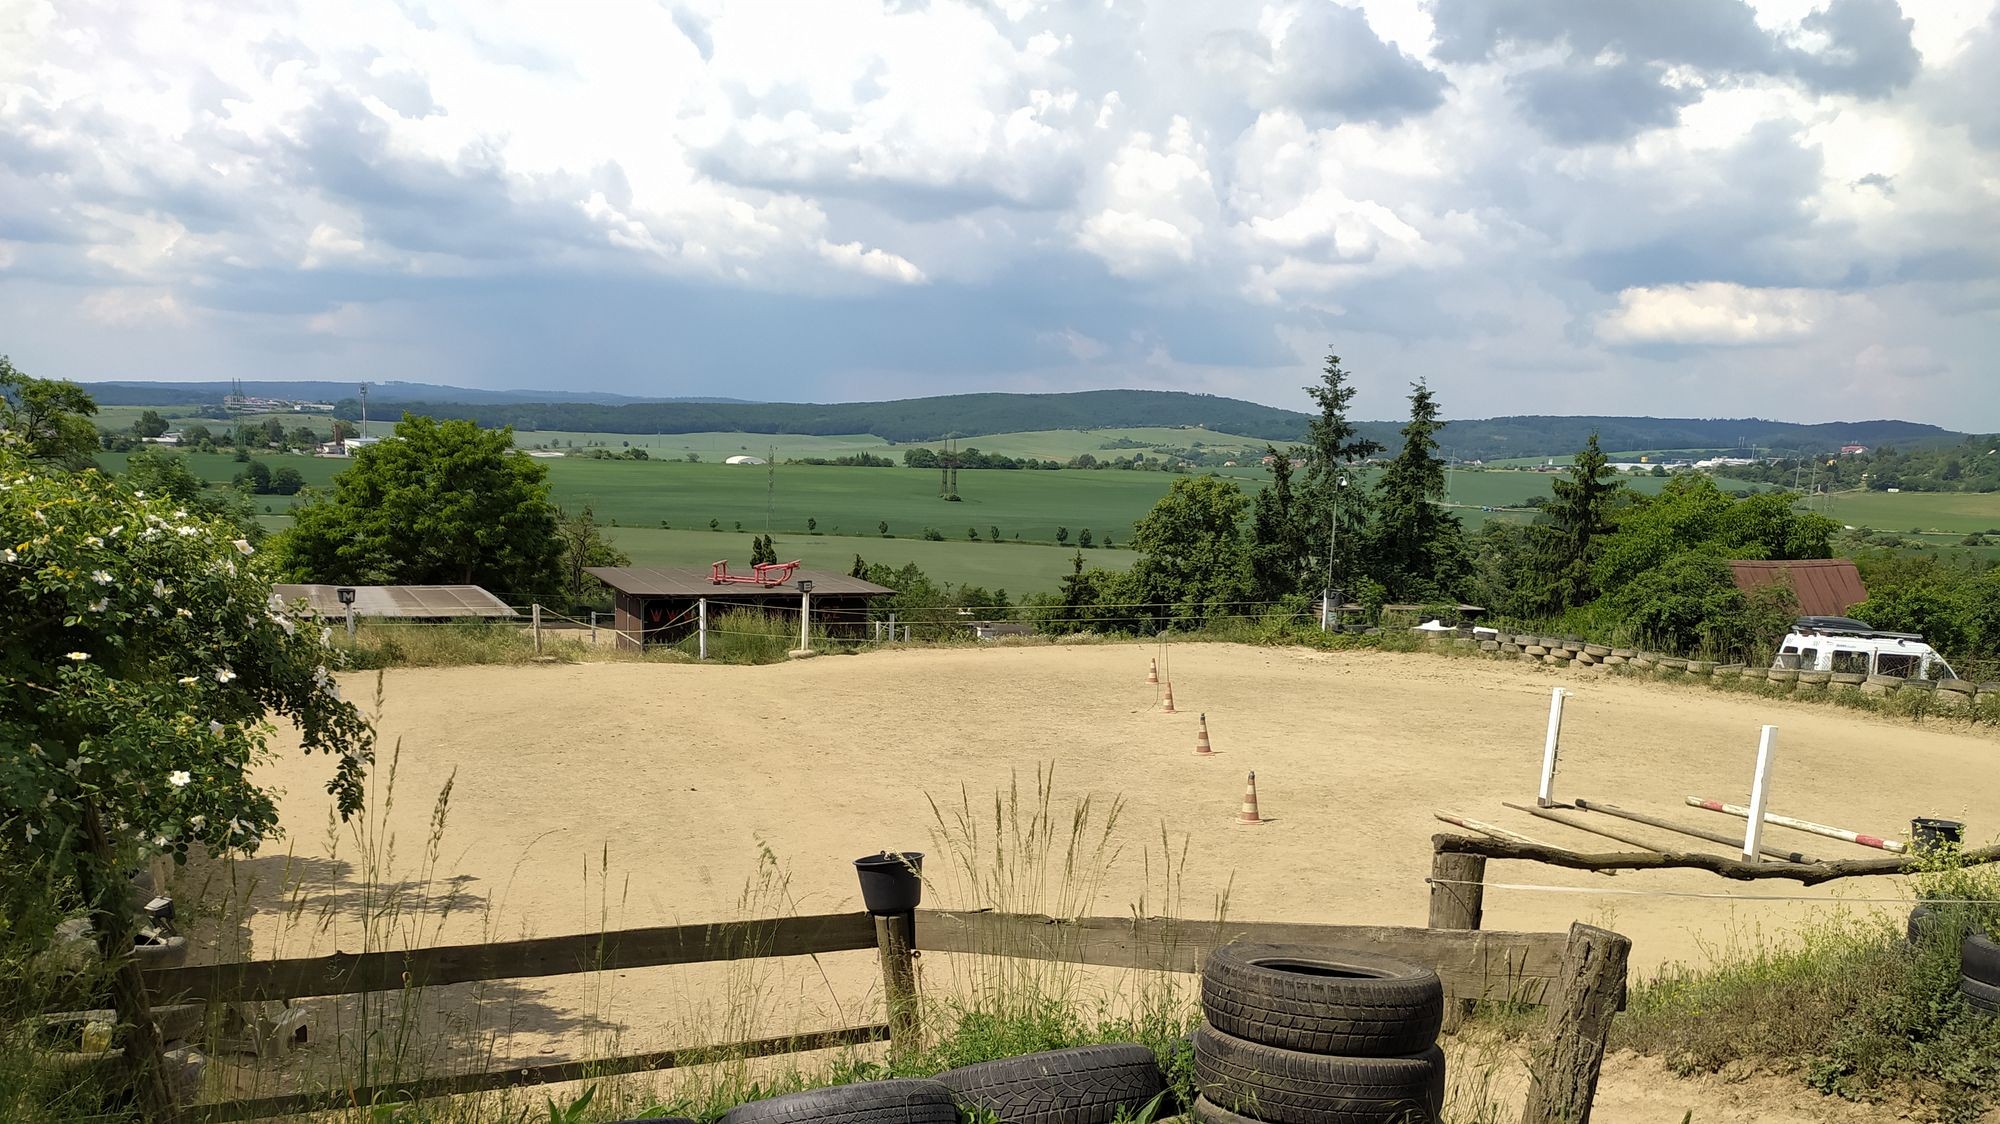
[1533,433,1621,613]
[1249,445,1308,602]
[1298,352,1381,600]
[1369,381,1466,601]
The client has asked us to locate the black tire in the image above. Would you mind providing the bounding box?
[607,1119,698,1124]
[1191,1023,1443,1124]
[1908,904,1937,945]
[935,1044,1165,1124]
[1962,931,2000,986]
[1961,975,2000,1016]
[720,1079,959,1124]
[1201,944,1442,1056]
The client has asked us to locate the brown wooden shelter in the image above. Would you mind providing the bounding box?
[1726,559,1868,617]
[586,566,896,650]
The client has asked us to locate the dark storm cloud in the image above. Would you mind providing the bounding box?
[1791,0,1921,97]
[282,93,600,260]
[1506,59,1700,143]
[1429,0,1777,71]
[1434,0,1921,146]
[1274,3,1447,124]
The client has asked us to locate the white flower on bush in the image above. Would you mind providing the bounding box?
[232,539,253,555]
[88,598,107,612]
[91,570,112,583]
[177,676,197,686]
[214,668,237,683]
[84,535,102,547]
[1,547,15,563]
[189,814,206,831]
[208,720,223,736]
[65,650,89,661]
[153,579,169,599]
[168,770,191,788]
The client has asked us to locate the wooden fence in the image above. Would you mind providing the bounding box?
[133,905,1626,1124]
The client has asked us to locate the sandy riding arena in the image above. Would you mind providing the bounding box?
[214,643,1997,1116]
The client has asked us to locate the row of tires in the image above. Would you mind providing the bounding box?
[612,943,1452,1124]
[1908,906,2000,1016]
[1192,944,1444,1124]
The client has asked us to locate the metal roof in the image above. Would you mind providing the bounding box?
[585,567,897,598]
[271,584,520,619]
[1727,559,1869,617]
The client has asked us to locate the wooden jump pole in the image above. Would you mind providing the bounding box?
[1537,687,1569,807]
[1432,832,2000,885]
[1434,811,1571,852]
[1741,725,1778,863]
[1684,797,1907,853]
[1504,801,1672,855]
[1573,798,1821,865]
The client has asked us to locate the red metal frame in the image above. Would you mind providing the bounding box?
[709,560,803,587]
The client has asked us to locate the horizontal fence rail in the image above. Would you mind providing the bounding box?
[183,1024,891,1124]
[143,911,881,1006]
[917,910,1568,1004]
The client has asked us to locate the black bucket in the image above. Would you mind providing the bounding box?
[1911,817,1965,855]
[854,852,924,914]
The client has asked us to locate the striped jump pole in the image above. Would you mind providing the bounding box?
[1685,797,1906,853]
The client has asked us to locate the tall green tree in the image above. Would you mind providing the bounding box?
[0,356,100,469]
[1248,445,1308,602]
[1367,381,1467,601]
[1532,433,1621,613]
[1297,352,1380,599]
[277,415,561,595]
[1127,474,1252,629]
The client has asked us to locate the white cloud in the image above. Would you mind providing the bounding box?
[1596,282,1841,345]
[0,0,1993,422]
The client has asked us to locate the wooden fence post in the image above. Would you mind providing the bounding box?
[1428,846,1486,1029]
[531,603,542,657]
[1522,922,1630,1124]
[874,911,920,1055]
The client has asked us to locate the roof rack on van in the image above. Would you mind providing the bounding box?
[1791,616,1924,642]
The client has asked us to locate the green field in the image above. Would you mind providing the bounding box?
[508,425,1275,463]
[1815,489,2000,536]
[605,526,1125,592]
[100,451,1769,543]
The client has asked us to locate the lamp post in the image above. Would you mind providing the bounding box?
[797,578,814,653]
[1321,475,1347,632]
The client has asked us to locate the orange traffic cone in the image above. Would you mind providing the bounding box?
[1147,658,1159,685]
[1161,682,1177,713]
[1195,714,1213,755]
[1238,771,1265,825]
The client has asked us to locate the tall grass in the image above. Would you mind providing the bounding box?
[1613,858,2000,1123]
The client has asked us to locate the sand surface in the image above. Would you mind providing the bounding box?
[201,644,1999,1120]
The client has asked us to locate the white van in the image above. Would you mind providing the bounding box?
[1772,616,1957,681]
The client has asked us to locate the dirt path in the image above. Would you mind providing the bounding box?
[216,643,1997,1118]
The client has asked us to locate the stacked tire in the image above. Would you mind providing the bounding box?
[716,1046,1167,1124]
[1192,945,1446,1124]
[1963,930,2000,1017]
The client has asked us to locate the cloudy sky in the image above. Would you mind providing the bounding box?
[2,0,1996,423]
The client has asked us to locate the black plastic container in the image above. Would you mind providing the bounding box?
[1911,817,1965,854]
[854,851,924,914]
